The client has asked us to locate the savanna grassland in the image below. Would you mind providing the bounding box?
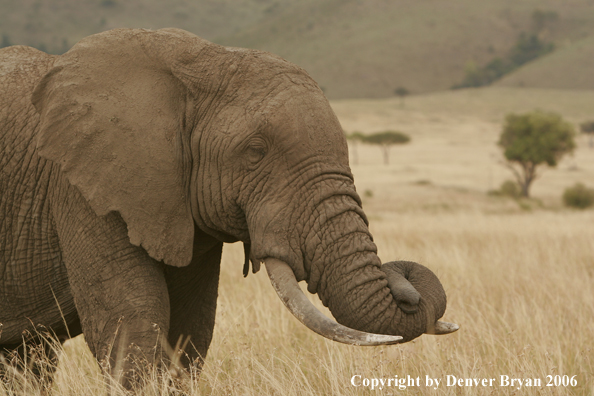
[2,87,594,395]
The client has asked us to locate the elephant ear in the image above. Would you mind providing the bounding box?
[32,29,203,267]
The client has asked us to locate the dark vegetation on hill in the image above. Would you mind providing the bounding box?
[452,9,556,89]
[2,0,594,98]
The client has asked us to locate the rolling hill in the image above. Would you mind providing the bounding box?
[497,34,594,90]
[0,0,296,54]
[216,0,594,98]
[2,0,594,98]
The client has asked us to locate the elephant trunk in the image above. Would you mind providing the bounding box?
[263,192,457,344]
[265,258,403,345]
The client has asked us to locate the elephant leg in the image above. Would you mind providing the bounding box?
[62,216,171,387]
[52,186,171,387]
[164,236,223,371]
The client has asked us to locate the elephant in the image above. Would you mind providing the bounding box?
[0,28,457,387]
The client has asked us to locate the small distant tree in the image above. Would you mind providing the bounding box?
[59,38,70,55]
[394,86,410,107]
[35,42,48,53]
[531,9,559,36]
[1,34,12,49]
[580,121,594,148]
[346,131,366,165]
[363,131,410,165]
[498,111,576,197]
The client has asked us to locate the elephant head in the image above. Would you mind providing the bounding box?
[32,28,456,347]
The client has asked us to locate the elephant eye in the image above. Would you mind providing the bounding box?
[246,143,267,164]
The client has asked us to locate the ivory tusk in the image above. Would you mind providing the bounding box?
[425,321,460,335]
[264,258,403,346]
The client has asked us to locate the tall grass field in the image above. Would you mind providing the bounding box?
[2,87,593,395]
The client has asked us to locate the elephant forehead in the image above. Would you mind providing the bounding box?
[267,92,347,154]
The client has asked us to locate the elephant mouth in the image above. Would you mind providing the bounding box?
[264,258,459,345]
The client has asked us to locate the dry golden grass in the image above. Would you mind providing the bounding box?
[2,87,594,395]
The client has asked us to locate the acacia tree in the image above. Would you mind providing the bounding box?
[363,131,410,165]
[498,111,576,197]
[580,121,594,148]
[394,86,410,107]
[346,131,366,165]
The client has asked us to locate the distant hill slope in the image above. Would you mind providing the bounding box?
[0,0,294,53]
[496,35,594,90]
[218,0,594,98]
[2,0,594,98]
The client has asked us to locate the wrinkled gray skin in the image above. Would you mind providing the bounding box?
[0,28,447,386]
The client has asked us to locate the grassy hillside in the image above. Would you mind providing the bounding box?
[0,0,294,54]
[2,1,594,97]
[497,34,594,90]
[218,0,594,98]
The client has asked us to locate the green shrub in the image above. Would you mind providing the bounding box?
[453,32,554,89]
[487,180,521,198]
[413,179,432,186]
[580,121,594,133]
[563,183,594,209]
[500,180,522,198]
